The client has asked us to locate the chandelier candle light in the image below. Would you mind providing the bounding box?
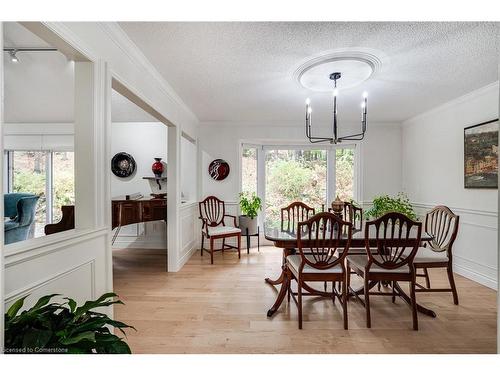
[305,72,368,144]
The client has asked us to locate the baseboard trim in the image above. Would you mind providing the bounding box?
[454,262,497,290]
[176,242,197,272]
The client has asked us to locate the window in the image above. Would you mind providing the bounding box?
[335,148,355,201]
[6,150,75,238]
[52,152,75,222]
[241,144,357,224]
[241,147,257,195]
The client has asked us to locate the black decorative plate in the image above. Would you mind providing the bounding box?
[208,159,230,180]
[111,152,136,178]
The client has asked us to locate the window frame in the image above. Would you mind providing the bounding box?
[240,142,360,225]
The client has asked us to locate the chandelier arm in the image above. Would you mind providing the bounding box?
[338,134,365,141]
[339,132,364,139]
[307,135,335,142]
[308,138,333,144]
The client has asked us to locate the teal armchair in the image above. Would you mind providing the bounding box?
[4,193,40,245]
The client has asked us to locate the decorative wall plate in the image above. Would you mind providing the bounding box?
[208,159,230,180]
[111,152,137,178]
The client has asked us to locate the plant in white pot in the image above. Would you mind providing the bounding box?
[239,192,262,235]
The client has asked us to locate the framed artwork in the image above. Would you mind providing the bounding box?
[464,119,498,189]
[208,159,230,180]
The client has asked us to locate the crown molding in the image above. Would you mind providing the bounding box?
[403,81,499,126]
[97,23,199,126]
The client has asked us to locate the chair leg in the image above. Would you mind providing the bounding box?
[298,278,303,329]
[201,235,204,256]
[410,279,418,331]
[364,276,371,328]
[287,279,291,302]
[237,234,241,259]
[210,238,214,265]
[392,281,396,303]
[346,265,351,301]
[423,267,431,288]
[342,278,348,330]
[447,264,459,305]
[222,238,225,253]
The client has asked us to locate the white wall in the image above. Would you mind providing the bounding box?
[110,122,168,249]
[402,82,499,289]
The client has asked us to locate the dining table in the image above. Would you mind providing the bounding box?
[264,221,436,318]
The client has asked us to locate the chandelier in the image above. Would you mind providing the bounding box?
[305,72,368,144]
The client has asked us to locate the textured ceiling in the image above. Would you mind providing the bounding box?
[3,22,156,123]
[119,22,499,125]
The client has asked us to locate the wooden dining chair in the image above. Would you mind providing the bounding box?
[285,212,353,329]
[413,205,460,304]
[280,201,315,232]
[327,201,363,230]
[346,212,422,330]
[199,196,241,264]
[344,202,363,230]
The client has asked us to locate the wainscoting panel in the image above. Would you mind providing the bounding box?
[178,203,199,270]
[4,230,110,309]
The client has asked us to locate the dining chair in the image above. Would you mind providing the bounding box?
[285,212,352,329]
[199,196,241,264]
[346,212,422,330]
[327,201,363,230]
[344,202,363,230]
[280,201,315,232]
[413,205,460,304]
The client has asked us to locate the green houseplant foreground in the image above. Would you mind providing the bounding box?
[4,292,134,354]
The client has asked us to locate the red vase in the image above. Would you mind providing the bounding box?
[152,158,164,178]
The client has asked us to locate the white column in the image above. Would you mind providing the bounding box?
[167,125,180,271]
[74,61,97,230]
[74,60,113,296]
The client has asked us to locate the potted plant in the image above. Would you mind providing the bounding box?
[4,292,135,354]
[365,192,417,220]
[239,192,262,235]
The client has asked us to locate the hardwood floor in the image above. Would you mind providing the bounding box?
[113,246,497,354]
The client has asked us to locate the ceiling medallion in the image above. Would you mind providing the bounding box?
[293,50,382,92]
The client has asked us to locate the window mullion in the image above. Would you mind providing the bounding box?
[327,148,336,208]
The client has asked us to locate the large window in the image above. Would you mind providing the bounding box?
[240,144,356,225]
[6,150,75,238]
